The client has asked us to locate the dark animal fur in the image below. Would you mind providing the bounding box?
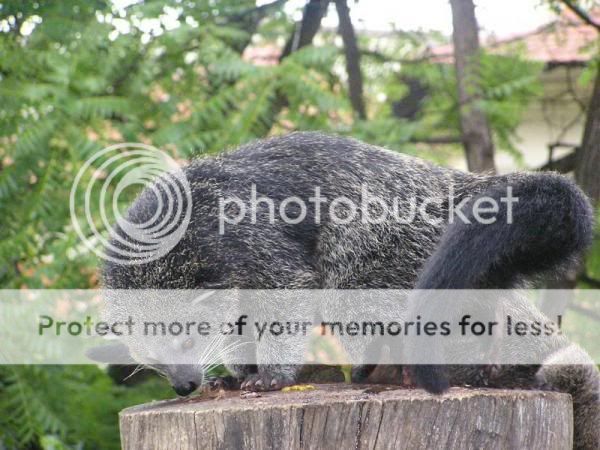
[103,132,599,448]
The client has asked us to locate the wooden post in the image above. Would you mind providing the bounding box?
[120,384,573,450]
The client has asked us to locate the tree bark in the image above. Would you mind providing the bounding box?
[226,0,288,53]
[541,65,599,296]
[561,0,600,32]
[575,63,600,206]
[280,0,330,61]
[392,77,427,120]
[334,0,366,120]
[449,0,496,173]
[119,385,573,450]
[254,0,328,135]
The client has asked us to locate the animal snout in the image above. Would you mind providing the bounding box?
[173,381,198,397]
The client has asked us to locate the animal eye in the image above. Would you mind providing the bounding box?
[182,338,194,350]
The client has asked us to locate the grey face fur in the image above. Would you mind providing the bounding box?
[102,132,598,449]
[101,289,241,396]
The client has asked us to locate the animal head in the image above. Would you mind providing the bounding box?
[89,289,241,396]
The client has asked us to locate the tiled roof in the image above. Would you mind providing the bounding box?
[241,9,598,67]
[430,8,599,65]
[243,44,281,66]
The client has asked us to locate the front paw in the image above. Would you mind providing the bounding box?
[206,375,241,391]
[240,373,295,392]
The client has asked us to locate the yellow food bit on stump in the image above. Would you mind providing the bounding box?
[282,384,315,392]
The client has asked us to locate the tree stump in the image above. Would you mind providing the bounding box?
[119,384,573,450]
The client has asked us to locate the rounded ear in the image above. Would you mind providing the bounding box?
[86,342,134,364]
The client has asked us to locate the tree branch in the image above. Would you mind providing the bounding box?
[280,0,330,61]
[220,0,288,53]
[257,0,329,134]
[334,0,366,119]
[575,63,600,204]
[561,0,600,32]
[537,146,579,173]
[226,0,288,23]
[409,136,462,145]
[450,0,496,173]
[361,49,453,65]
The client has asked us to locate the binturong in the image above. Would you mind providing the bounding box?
[95,132,599,449]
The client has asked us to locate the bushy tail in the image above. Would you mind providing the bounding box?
[417,173,593,290]
[411,172,594,393]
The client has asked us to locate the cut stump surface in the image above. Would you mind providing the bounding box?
[119,384,573,450]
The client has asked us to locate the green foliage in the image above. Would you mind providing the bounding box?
[0,2,346,448]
[479,54,544,161]
[0,365,172,449]
[341,45,543,167]
[0,0,341,289]
[0,1,547,292]
[395,52,542,159]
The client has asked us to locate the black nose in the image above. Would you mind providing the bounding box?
[173,381,198,397]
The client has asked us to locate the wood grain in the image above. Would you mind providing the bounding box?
[120,384,573,450]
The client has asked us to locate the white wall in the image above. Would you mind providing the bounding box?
[497,66,592,173]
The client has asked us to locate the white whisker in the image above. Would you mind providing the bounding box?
[202,339,250,368]
[123,364,144,381]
